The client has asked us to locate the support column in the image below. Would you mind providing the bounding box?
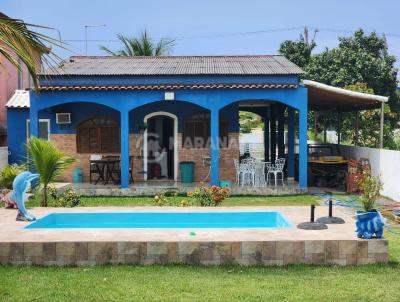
[120,110,130,188]
[210,109,220,186]
[263,108,270,162]
[287,107,295,179]
[29,91,39,138]
[379,102,384,149]
[299,105,308,188]
[278,105,285,159]
[270,105,277,163]
[354,111,359,146]
[337,112,341,145]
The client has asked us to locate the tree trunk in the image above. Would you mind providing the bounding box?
[42,186,48,207]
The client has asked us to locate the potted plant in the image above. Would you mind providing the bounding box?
[355,170,385,239]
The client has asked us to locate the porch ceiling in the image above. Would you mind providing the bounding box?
[304,80,388,112]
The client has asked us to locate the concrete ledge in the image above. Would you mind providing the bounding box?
[0,239,388,266]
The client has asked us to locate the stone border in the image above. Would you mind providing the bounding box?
[70,185,307,197]
[0,239,388,266]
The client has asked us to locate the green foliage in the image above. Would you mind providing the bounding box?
[48,187,81,207]
[355,170,383,211]
[239,111,263,133]
[27,137,76,207]
[0,164,26,189]
[100,30,174,56]
[0,16,63,88]
[153,192,193,207]
[278,27,317,68]
[26,194,317,207]
[282,29,399,149]
[188,186,229,206]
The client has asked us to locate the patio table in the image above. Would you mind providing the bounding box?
[90,159,121,185]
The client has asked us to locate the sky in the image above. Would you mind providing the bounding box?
[2,0,400,72]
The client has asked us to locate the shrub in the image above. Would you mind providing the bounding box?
[27,137,76,207]
[44,186,81,207]
[0,164,26,189]
[188,186,229,207]
[355,170,383,211]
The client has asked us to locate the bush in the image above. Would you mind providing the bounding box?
[153,192,192,207]
[0,164,26,189]
[40,187,81,207]
[355,170,383,211]
[188,186,229,206]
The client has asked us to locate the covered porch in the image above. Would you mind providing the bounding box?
[29,86,308,189]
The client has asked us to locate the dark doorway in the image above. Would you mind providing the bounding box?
[146,115,174,180]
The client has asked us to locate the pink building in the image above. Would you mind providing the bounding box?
[0,13,32,145]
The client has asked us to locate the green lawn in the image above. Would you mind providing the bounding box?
[27,194,317,207]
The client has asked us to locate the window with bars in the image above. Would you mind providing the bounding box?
[182,112,228,148]
[77,117,120,153]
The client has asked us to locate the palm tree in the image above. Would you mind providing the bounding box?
[27,137,76,207]
[100,30,174,56]
[0,13,62,88]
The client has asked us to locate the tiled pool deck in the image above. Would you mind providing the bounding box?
[0,206,388,266]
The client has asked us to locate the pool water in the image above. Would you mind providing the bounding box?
[24,212,292,229]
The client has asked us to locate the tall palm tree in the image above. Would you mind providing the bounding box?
[100,30,174,56]
[0,13,62,88]
[27,137,76,207]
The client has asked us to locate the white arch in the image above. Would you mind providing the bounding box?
[143,111,178,181]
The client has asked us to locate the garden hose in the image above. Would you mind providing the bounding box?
[310,191,400,235]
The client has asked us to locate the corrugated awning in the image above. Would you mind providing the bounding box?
[303,80,388,112]
[5,90,30,108]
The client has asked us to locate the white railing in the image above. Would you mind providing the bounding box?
[239,143,264,160]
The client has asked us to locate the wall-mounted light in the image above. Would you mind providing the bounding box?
[165,91,175,101]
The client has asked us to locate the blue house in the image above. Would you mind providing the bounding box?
[6,55,308,189]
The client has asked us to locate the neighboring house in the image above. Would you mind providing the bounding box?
[0,12,32,146]
[0,50,31,146]
[7,55,308,188]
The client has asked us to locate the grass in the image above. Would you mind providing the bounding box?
[0,235,399,302]
[27,194,318,207]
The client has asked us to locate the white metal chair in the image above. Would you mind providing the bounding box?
[240,161,256,187]
[267,158,286,186]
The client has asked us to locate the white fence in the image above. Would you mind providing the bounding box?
[339,145,400,202]
[0,147,8,170]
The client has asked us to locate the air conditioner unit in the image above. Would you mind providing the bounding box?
[56,113,71,124]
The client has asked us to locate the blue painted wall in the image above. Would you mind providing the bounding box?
[7,101,239,164]
[7,108,29,164]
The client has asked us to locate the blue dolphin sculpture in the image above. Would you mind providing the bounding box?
[12,171,39,222]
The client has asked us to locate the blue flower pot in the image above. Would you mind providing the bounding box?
[355,210,385,239]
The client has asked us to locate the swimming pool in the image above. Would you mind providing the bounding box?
[24,212,292,229]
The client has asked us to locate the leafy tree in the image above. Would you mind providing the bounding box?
[305,30,398,111]
[280,29,398,149]
[278,27,317,68]
[239,111,263,133]
[0,14,62,88]
[100,30,174,56]
[27,137,75,207]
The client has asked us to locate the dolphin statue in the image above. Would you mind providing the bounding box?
[12,171,39,222]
